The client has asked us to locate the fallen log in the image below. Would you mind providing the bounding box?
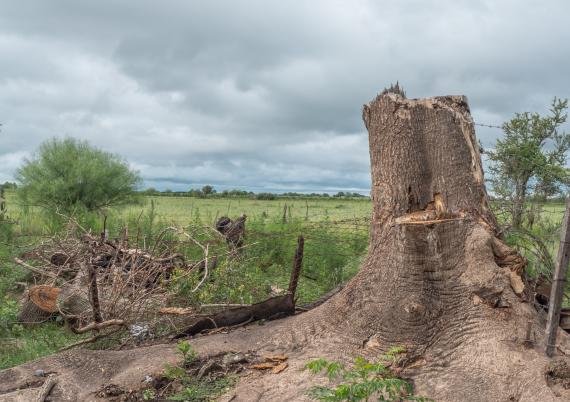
[173,294,295,338]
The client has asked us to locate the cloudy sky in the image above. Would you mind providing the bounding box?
[1,1,569,193]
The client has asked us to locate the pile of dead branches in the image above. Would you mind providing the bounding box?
[14,218,222,348]
[12,214,309,349]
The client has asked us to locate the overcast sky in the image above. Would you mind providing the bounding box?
[1,1,569,193]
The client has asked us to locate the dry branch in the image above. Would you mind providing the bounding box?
[71,319,125,334]
[14,258,59,281]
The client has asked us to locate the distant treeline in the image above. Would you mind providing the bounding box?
[142,185,368,200]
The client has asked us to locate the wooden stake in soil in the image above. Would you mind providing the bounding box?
[87,264,103,325]
[288,236,304,296]
[545,197,570,356]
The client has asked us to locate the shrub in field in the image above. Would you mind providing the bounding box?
[16,137,141,214]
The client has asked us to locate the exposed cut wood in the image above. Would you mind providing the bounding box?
[272,363,288,374]
[29,285,60,313]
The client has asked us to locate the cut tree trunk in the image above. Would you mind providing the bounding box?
[288,92,570,401]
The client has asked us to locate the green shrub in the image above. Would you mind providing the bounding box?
[16,137,141,213]
[305,350,432,402]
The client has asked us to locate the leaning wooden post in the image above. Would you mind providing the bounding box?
[545,197,570,356]
[288,236,304,299]
[87,264,103,325]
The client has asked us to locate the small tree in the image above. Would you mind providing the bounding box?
[16,137,141,213]
[487,97,570,228]
[201,185,215,196]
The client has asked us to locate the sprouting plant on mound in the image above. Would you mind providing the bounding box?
[305,347,432,402]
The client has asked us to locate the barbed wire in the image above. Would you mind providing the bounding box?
[474,122,503,129]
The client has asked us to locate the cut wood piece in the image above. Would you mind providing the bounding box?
[272,363,288,374]
[174,294,295,338]
[29,285,60,313]
[251,363,276,370]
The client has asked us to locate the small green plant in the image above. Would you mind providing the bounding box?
[142,388,156,401]
[305,349,432,402]
[177,340,198,365]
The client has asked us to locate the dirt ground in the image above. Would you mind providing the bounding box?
[2,311,570,402]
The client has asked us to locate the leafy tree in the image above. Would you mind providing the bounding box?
[487,97,570,228]
[256,192,276,200]
[16,137,141,213]
[201,185,215,196]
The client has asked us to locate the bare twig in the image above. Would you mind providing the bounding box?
[71,319,125,334]
[192,244,209,292]
[14,258,59,281]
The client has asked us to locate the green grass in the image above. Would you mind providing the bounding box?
[3,190,371,232]
[0,322,78,370]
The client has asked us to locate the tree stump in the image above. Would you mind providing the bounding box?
[295,91,570,401]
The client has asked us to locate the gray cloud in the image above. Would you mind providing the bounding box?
[1,0,569,192]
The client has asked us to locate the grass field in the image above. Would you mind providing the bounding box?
[3,191,371,233]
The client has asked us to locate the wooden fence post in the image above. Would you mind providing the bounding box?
[288,236,304,296]
[87,264,103,325]
[545,197,570,356]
